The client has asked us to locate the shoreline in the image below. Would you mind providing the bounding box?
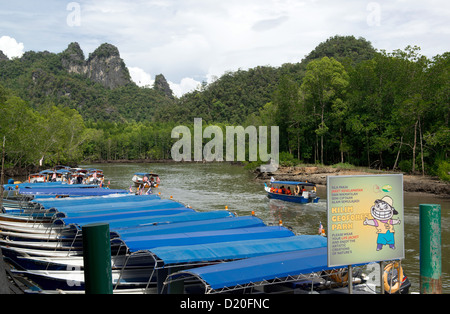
[254,165,450,198]
[4,161,449,198]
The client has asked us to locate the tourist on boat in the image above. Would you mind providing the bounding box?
[281,186,286,194]
[92,171,98,184]
[286,187,292,195]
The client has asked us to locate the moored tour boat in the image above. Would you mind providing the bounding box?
[27,173,46,183]
[265,181,320,204]
[132,173,160,188]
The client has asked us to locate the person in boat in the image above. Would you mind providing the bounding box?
[51,171,57,182]
[92,171,98,184]
[142,175,149,187]
[281,186,286,194]
[286,187,292,195]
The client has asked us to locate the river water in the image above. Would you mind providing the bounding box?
[83,162,449,293]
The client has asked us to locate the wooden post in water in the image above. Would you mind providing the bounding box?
[82,223,113,294]
[420,204,442,294]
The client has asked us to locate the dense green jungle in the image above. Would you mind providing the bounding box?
[0,35,448,181]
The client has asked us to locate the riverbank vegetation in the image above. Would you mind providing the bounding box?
[0,36,448,180]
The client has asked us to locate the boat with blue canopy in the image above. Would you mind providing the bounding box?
[48,199,183,217]
[3,182,99,191]
[132,172,160,188]
[165,247,331,293]
[265,181,319,204]
[163,246,381,294]
[17,187,128,197]
[31,194,159,208]
[55,207,195,228]
[148,235,326,266]
[114,216,266,238]
[27,173,46,183]
[117,226,295,252]
[106,210,235,230]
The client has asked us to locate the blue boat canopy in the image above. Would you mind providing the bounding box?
[32,194,159,208]
[48,199,181,215]
[166,247,331,293]
[54,207,193,227]
[271,181,316,186]
[149,235,327,266]
[39,170,54,174]
[115,216,266,238]
[120,226,294,252]
[56,169,71,174]
[107,210,234,230]
[18,187,128,196]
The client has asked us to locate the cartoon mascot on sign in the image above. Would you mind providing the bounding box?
[363,196,401,251]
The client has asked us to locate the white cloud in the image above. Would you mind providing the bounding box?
[0,36,24,58]
[1,0,449,96]
[129,66,200,97]
[75,0,450,95]
[129,67,153,88]
[169,77,202,98]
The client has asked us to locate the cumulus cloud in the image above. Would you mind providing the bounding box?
[129,66,200,97]
[1,1,449,95]
[129,67,153,88]
[77,0,450,95]
[0,36,24,58]
[169,77,202,98]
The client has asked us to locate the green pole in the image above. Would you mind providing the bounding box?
[82,223,113,294]
[420,204,442,294]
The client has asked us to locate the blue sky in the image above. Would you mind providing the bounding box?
[1,0,449,96]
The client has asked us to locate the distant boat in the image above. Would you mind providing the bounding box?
[85,170,104,185]
[132,173,160,188]
[265,181,320,204]
[27,173,47,183]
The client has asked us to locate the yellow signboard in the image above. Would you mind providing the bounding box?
[327,174,404,267]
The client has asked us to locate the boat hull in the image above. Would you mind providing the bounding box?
[267,192,319,204]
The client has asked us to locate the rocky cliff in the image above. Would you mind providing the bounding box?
[153,74,174,98]
[61,42,131,89]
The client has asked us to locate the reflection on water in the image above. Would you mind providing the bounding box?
[83,162,449,293]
